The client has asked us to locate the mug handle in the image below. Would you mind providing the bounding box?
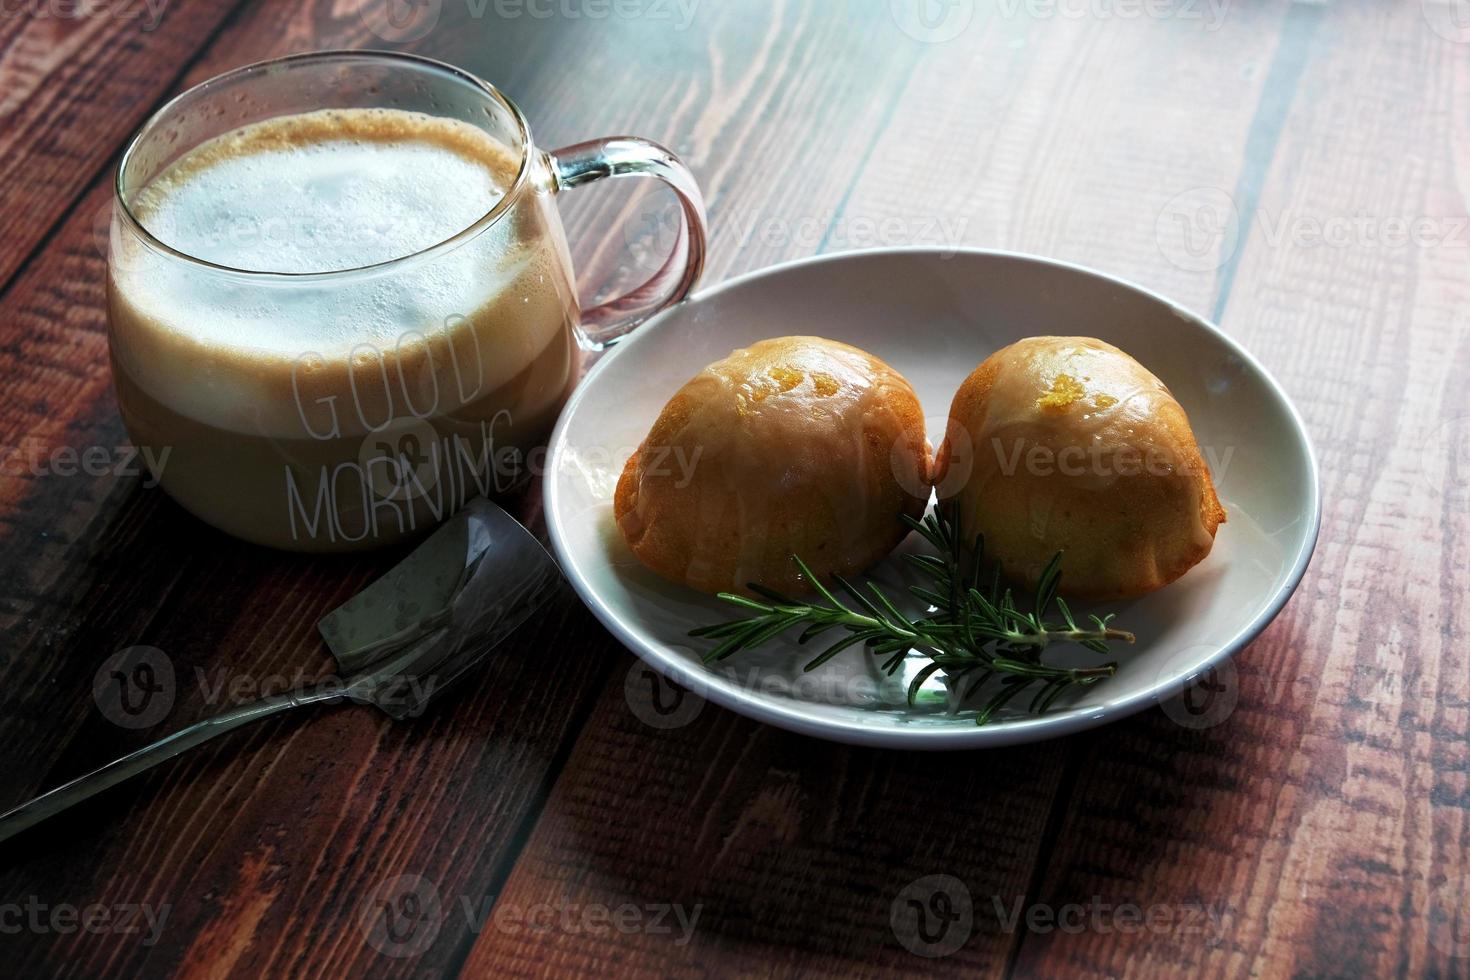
[548,137,708,349]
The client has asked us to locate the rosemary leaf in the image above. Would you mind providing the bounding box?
[688,505,1134,725]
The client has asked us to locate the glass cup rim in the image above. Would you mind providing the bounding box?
[112,49,536,283]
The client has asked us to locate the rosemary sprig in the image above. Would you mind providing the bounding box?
[688,507,1135,725]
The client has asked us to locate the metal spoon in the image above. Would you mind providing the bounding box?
[0,498,561,843]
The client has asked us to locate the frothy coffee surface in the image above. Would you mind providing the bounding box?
[121,109,532,356]
[135,109,509,273]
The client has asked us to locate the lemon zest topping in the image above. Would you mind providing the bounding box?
[1037,373,1085,413]
[811,371,840,397]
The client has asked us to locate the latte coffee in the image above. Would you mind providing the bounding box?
[109,107,580,550]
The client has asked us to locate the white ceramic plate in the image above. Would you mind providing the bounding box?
[544,249,1320,749]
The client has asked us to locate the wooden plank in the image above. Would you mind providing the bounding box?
[0,0,246,288]
[457,5,1297,978]
[1008,2,1470,977]
[465,679,1071,978]
[0,3,617,979]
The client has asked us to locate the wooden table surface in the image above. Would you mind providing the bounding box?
[1,1,1466,977]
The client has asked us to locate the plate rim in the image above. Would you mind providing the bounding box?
[544,246,1323,749]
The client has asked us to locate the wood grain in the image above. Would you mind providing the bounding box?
[0,0,1465,978]
[0,2,624,977]
[1011,3,1470,977]
[0,0,245,288]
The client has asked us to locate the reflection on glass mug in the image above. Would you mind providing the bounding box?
[107,50,705,552]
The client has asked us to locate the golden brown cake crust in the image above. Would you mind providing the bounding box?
[615,336,932,596]
[936,336,1225,600]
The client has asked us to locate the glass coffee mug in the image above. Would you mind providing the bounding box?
[107,50,705,552]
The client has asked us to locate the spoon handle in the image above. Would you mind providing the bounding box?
[0,683,346,844]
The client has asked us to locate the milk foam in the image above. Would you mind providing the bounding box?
[139,138,503,273]
[115,108,544,356]
[109,108,575,439]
